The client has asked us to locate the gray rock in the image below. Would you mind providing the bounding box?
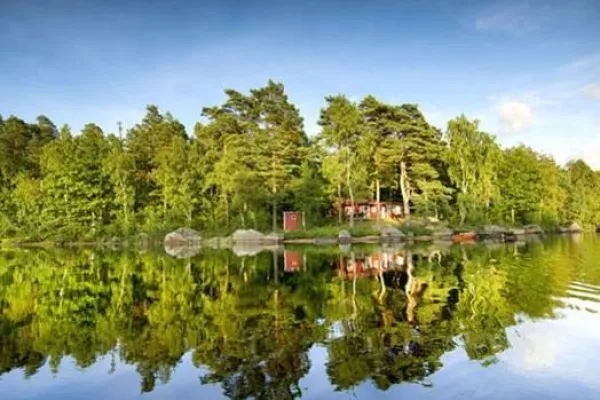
[164,228,202,258]
[164,228,201,245]
[558,222,584,233]
[338,243,352,253]
[504,228,526,242]
[380,226,405,241]
[264,232,284,243]
[165,243,201,259]
[478,225,507,238]
[338,230,352,244]
[232,229,265,243]
[523,224,544,235]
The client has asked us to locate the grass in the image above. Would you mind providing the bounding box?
[397,222,434,236]
[284,221,380,239]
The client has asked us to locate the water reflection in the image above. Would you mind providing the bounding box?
[1,236,600,399]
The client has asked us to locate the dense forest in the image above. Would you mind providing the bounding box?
[1,80,599,240]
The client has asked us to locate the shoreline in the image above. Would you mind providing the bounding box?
[1,230,590,249]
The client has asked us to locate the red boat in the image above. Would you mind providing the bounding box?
[451,231,476,243]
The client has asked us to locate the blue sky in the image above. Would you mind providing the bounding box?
[1,0,599,166]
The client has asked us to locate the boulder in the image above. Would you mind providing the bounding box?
[339,243,352,253]
[379,226,405,241]
[569,222,584,232]
[165,243,201,259]
[478,225,507,238]
[509,228,526,236]
[504,228,526,242]
[338,230,352,244]
[560,222,584,233]
[164,228,202,259]
[264,232,284,243]
[232,229,265,243]
[164,228,201,245]
[523,224,544,235]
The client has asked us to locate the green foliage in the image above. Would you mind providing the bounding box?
[564,160,600,228]
[319,95,370,226]
[497,145,567,225]
[1,81,600,240]
[445,115,502,224]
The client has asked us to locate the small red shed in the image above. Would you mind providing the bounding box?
[283,211,304,231]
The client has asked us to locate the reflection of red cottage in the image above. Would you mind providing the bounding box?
[334,251,406,279]
[283,211,304,231]
[284,251,303,272]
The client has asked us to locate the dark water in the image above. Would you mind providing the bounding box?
[1,236,600,400]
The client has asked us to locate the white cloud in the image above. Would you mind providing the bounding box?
[560,54,600,72]
[497,99,535,133]
[581,83,600,99]
[475,3,540,34]
[473,0,595,36]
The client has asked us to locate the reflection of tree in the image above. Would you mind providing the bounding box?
[325,250,458,390]
[0,239,588,396]
[192,252,328,399]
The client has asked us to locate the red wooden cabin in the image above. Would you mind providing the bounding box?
[336,199,404,221]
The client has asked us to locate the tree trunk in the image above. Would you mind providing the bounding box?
[273,250,279,286]
[459,193,467,225]
[511,208,515,224]
[400,161,410,218]
[346,147,354,227]
[376,178,381,225]
[272,201,277,232]
[123,198,128,227]
[242,202,247,229]
[337,183,342,224]
[224,194,230,226]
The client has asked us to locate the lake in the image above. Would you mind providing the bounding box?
[1,235,600,399]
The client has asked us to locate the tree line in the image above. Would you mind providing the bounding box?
[1,80,599,240]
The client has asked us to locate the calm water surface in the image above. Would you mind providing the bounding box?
[1,235,600,399]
